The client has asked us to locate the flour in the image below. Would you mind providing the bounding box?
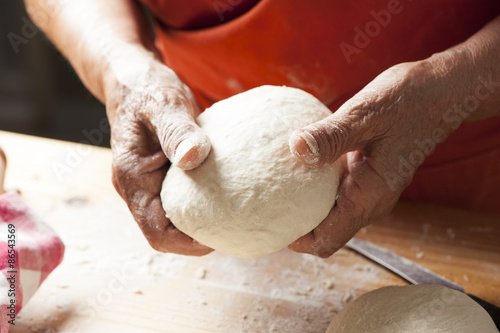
[326,285,498,333]
[161,85,341,258]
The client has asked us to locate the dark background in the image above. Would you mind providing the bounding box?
[0,1,109,147]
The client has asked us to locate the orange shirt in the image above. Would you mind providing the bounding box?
[139,0,259,30]
[141,0,500,215]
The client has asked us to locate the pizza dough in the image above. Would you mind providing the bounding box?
[161,85,340,258]
[326,285,498,333]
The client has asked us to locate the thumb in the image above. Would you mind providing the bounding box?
[155,113,211,170]
[289,111,368,168]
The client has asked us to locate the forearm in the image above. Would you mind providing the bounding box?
[425,14,500,122]
[24,0,157,103]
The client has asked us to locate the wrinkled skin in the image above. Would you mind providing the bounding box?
[24,0,500,257]
[288,53,496,257]
[107,56,457,257]
[106,58,213,255]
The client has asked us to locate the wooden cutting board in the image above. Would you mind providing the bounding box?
[1,130,498,333]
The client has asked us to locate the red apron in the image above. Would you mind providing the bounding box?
[145,0,500,215]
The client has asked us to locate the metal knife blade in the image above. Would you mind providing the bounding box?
[345,238,500,329]
[346,238,464,291]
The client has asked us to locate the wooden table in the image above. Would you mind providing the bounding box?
[1,130,498,333]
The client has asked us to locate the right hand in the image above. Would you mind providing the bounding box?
[104,52,213,255]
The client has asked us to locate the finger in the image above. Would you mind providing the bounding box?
[111,125,213,255]
[153,110,211,171]
[112,158,213,256]
[134,193,213,255]
[288,155,359,258]
[289,106,374,168]
[288,189,362,257]
[288,194,361,258]
[289,151,395,257]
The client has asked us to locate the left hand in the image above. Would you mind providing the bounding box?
[287,59,467,258]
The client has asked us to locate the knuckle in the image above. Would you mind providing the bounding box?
[325,122,350,162]
[310,119,351,165]
[159,120,195,155]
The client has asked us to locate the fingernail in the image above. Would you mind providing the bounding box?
[289,130,320,164]
[174,135,211,170]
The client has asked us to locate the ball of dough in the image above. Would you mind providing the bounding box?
[326,285,498,333]
[161,85,340,258]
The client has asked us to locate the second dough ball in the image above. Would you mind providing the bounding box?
[326,285,497,333]
[161,85,340,258]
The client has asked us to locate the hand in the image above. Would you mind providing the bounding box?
[287,59,467,258]
[105,53,213,255]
